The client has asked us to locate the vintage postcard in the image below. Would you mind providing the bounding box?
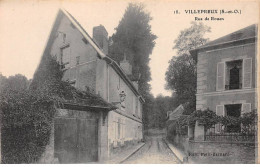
[0,0,259,164]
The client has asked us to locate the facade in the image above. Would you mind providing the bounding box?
[39,9,144,163]
[190,24,257,140]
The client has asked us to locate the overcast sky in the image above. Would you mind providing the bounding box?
[0,0,258,97]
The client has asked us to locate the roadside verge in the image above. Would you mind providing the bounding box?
[164,139,193,164]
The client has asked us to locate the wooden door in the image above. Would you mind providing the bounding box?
[77,118,98,163]
[54,117,99,163]
[54,118,78,163]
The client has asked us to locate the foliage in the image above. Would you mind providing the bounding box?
[172,109,257,134]
[173,22,211,56]
[1,90,55,163]
[147,95,175,129]
[0,53,63,163]
[165,22,211,114]
[0,54,63,163]
[108,3,157,132]
[142,93,154,132]
[109,3,157,96]
[0,53,113,163]
[240,109,257,127]
[188,109,219,130]
[0,73,30,93]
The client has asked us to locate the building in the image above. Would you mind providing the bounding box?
[166,105,184,122]
[166,104,185,137]
[38,9,144,163]
[190,24,257,140]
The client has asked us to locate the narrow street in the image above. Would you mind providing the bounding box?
[122,134,179,164]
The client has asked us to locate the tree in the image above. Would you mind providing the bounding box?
[165,22,211,114]
[144,94,176,129]
[109,3,157,132]
[153,95,175,129]
[109,3,157,96]
[0,73,29,93]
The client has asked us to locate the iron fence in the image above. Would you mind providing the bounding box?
[204,124,256,142]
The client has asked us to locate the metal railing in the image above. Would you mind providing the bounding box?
[205,124,256,142]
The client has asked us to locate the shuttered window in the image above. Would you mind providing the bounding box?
[216,105,224,132]
[243,58,252,88]
[217,62,225,91]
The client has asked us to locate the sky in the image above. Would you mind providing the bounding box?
[0,0,258,97]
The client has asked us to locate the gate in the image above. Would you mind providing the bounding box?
[54,117,98,163]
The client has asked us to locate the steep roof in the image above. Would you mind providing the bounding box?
[190,24,257,57]
[60,9,145,103]
[167,104,184,121]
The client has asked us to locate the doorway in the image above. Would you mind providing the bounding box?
[54,117,98,163]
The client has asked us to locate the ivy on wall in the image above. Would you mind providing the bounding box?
[0,53,63,163]
[1,53,113,163]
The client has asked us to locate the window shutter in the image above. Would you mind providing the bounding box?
[216,105,224,133]
[115,122,118,140]
[113,122,117,147]
[122,120,125,139]
[118,119,120,139]
[242,103,251,115]
[217,62,225,91]
[243,58,252,88]
[216,105,224,116]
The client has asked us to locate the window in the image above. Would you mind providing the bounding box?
[217,58,252,91]
[118,118,121,139]
[76,56,80,65]
[62,34,66,43]
[61,45,70,69]
[225,104,241,133]
[225,60,242,90]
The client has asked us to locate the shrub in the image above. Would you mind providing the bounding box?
[0,54,61,163]
[1,90,55,163]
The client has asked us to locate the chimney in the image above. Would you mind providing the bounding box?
[120,53,132,75]
[93,25,108,55]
